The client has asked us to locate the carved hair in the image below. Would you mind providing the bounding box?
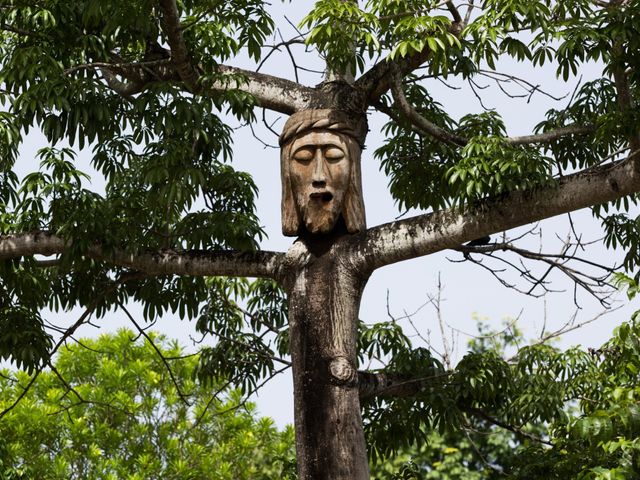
[280,110,367,236]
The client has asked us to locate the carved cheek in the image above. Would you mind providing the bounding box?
[290,160,311,194]
[327,157,350,196]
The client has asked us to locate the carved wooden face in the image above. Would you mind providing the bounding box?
[289,130,351,234]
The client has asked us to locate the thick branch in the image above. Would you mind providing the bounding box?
[356,48,433,104]
[0,232,285,280]
[90,59,311,114]
[359,370,553,445]
[611,51,640,152]
[605,1,640,151]
[213,65,312,114]
[355,152,640,272]
[505,124,596,145]
[445,1,463,24]
[101,69,147,98]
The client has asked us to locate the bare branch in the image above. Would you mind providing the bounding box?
[355,151,640,272]
[433,274,453,369]
[256,36,307,74]
[519,306,623,355]
[0,231,285,280]
[452,238,616,306]
[478,69,569,102]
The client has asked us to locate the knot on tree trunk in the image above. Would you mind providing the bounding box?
[328,356,357,386]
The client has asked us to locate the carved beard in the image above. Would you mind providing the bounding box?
[295,188,345,234]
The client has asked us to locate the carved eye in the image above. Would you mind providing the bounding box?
[324,147,345,162]
[293,147,314,163]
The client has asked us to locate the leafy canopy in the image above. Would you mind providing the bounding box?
[1,0,639,371]
[1,5,640,478]
[367,279,640,479]
[0,329,296,480]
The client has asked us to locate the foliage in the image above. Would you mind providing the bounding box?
[6,314,639,480]
[364,278,640,479]
[2,0,640,476]
[0,329,296,480]
[0,0,638,372]
[0,0,271,374]
[193,277,289,395]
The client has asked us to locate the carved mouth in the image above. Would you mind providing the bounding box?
[310,192,333,202]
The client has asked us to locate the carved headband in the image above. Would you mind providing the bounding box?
[278,109,368,148]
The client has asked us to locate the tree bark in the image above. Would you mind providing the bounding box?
[355,154,640,271]
[283,235,370,479]
[0,232,284,279]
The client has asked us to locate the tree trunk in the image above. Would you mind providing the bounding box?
[284,234,370,479]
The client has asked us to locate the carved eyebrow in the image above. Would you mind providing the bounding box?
[292,142,345,152]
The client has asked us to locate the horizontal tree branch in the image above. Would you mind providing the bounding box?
[355,151,640,272]
[0,231,285,280]
[359,370,552,445]
[101,69,148,98]
[506,124,596,146]
[91,59,311,114]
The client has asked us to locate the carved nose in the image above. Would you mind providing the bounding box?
[312,152,327,187]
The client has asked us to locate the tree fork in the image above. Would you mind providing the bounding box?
[283,234,371,479]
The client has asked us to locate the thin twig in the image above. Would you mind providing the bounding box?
[118,301,193,406]
[466,407,553,446]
